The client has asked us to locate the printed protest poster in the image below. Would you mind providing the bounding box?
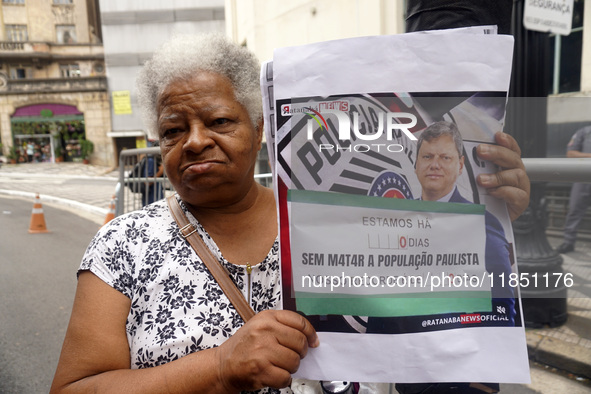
[261,28,530,384]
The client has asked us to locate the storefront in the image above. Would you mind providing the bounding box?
[10,103,86,163]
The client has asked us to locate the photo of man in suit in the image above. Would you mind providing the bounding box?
[369,121,517,394]
[370,121,515,332]
[417,120,515,311]
[415,121,468,202]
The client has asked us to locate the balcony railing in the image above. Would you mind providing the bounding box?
[0,76,107,94]
[0,42,26,51]
[0,41,104,64]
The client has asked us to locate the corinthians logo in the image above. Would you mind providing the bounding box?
[276,93,422,194]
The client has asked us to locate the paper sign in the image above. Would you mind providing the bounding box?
[112,90,133,115]
[262,27,530,384]
[524,0,574,35]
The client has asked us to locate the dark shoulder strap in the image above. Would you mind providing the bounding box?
[166,195,255,322]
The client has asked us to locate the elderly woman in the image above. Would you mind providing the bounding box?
[51,34,317,394]
[51,33,530,394]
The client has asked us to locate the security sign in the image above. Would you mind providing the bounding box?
[523,0,574,36]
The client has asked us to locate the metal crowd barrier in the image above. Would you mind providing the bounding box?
[116,147,172,216]
[523,158,591,238]
[116,147,272,216]
[522,157,591,183]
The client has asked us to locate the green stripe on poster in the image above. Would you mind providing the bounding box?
[288,189,485,215]
[295,291,492,317]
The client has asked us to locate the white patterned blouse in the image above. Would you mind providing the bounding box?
[80,195,288,394]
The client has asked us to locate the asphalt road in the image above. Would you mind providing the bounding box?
[0,195,100,393]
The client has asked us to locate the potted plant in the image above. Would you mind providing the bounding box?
[7,146,18,164]
[54,145,64,163]
[79,137,94,164]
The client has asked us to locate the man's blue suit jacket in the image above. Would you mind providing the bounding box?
[449,187,515,324]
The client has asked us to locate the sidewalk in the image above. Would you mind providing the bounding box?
[0,161,119,178]
[1,161,590,384]
[0,162,119,222]
[527,237,591,381]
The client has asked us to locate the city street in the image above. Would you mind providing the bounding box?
[0,195,101,393]
[0,166,118,214]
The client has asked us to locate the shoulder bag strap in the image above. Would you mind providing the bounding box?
[166,195,255,322]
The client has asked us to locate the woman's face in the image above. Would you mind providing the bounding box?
[157,71,262,208]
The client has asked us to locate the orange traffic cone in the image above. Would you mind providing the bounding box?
[103,195,116,226]
[29,193,49,234]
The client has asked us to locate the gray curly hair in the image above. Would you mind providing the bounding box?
[136,33,263,139]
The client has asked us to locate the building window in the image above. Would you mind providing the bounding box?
[93,62,104,74]
[60,64,80,78]
[5,25,28,42]
[56,25,77,44]
[53,0,73,3]
[548,0,585,94]
[3,0,25,4]
[8,65,32,79]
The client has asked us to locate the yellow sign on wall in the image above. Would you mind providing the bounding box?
[136,136,147,149]
[112,90,132,115]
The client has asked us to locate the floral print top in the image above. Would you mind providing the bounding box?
[80,196,288,394]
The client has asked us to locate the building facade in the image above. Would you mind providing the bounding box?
[226,0,405,63]
[98,0,225,163]
[0,0,110,165]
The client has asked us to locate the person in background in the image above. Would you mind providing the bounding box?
[555,125,591,254]
[26,140,35,163]
[140,140,165,205]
